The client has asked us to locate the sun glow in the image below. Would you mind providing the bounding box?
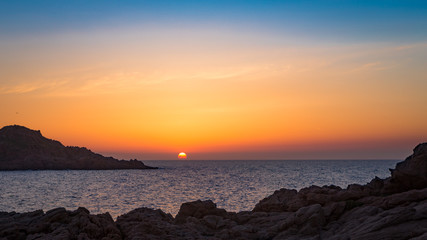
[1,1,426,161]
[178,152,187,159]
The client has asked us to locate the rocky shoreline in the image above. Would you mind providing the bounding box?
[0,125,156,170]
[1,143,426,239]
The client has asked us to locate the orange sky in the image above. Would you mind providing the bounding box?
[1,4,427,160]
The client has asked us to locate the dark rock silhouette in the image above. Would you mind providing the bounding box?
[0,125,156,170]
[1,143,426,239]
[385,142,427,193]
[0,207,121,239]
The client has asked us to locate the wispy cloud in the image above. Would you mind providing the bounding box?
[392,42,427,51]
[0,80,68,94]
[347,61,394,73]
[0,66,263,97]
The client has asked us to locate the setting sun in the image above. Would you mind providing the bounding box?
[0,1,425,161]
[178,152,187,159]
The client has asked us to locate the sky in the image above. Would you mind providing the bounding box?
[1,1,426,160]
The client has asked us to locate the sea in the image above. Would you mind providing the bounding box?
[0,160,399,219]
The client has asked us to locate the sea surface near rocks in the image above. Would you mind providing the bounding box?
[0,160,398,218]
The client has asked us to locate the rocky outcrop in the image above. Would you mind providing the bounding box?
[116,208,200,239]
[0,207,121,240]
[384,142,427,193]
[0,125,156,170]
[1,143,426,239]
[253,142,427,213]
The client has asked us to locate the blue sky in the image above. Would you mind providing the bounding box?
[1,0,427,43]
[1,1,427,159]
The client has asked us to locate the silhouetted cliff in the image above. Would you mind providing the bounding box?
[0,125,156,170]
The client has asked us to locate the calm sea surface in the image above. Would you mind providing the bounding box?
[0,160,399,218]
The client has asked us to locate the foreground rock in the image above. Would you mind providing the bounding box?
[0,125,156,170]
[0,207,121,240]
[1,143,426,239]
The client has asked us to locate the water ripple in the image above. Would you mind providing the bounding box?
[0,160,398,218]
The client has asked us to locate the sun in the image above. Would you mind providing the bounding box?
[178,152,187,159]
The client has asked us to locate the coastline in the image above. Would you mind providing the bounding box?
[1,143,426,239]
[0,125,157,171]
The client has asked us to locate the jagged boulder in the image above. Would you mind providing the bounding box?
[175,200,228,224]
[0,207,121,240]
[384,142,427,193]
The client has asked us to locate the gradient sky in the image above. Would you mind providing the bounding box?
[1,1,426,160]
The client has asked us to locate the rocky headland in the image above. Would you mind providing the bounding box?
[0,125,156,170]
[1,143,426,239]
